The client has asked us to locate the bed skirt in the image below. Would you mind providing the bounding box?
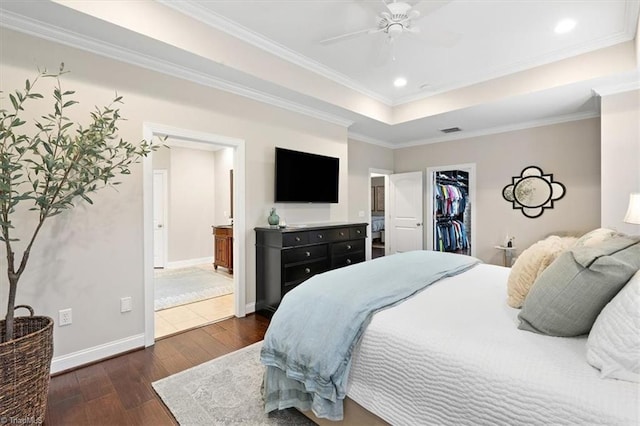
[301,397,388,426]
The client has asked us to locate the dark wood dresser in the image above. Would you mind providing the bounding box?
[213,225,233,274]
[255,222,367,316]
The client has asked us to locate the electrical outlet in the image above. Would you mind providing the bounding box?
[120,297,132,313]
[59,308,72,326]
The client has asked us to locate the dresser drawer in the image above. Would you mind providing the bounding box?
[332,239,365,256]
[327,227,351,241]
[283,231,309,247]
[331,251,365,269]
[284,259,328,284]
[213,226,233,237]
[282,244,328,264]
[309,229,331,244]
[350,226,367,239]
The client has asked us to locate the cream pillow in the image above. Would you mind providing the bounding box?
[587,270,640,382]
[574,228,620,248]
[507,235,576,308]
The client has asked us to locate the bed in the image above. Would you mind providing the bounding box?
[261,249,639,425]
[371,215,385,242]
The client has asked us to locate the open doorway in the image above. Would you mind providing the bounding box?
[368,168,392,260]
[143,123,246,346]
[151,140,235,338]
[426,163,476,258]
[371,174,386,258]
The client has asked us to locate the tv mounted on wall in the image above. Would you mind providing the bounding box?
[275,147,339,203]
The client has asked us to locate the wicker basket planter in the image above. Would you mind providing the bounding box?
[0,307,54,423]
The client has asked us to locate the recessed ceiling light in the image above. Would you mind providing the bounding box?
[393,77,407,88]
[555,18,576,34]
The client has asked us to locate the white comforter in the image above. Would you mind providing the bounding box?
[347,264,639,425]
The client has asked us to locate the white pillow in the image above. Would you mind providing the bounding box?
[586,270,640,382]
[506,236,576,308]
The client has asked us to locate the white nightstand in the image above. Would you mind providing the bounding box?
[495,246,517,267]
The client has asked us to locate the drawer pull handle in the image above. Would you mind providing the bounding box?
[318,234,323,239]
[305,267,311,274]
[346,259,352,265]
[305,251,311,257]
[295,236,301,242]
[347,245,352,250]
[339,232,345,236]
[357,229,361,234]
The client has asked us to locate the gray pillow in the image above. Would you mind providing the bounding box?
[518,235,640,337]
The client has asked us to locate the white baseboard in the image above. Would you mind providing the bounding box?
[51,333,145,374]
[166,256,214,269]
[245,302,255,314]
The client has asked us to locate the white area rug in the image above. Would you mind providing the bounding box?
[154,265,233,311]
[152,342,314,425]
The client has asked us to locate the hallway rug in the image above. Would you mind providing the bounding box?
[154,266,233,311]
[152,341,314,425]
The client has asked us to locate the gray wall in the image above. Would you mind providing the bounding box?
[347,138,394,222]
[168,147,216,263]
[214,148,234,227]
[394,118,601,264]
[153,145,218,264]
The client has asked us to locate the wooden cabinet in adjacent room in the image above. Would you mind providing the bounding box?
[213,225,233,274]
[255,222,367,316]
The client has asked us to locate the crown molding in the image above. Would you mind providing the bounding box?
[592,73,640,96]
[0,9,354,129]
[162,0,639,109]
[157,0,393,106]
[394,110,599,149]
[347,132,395,149]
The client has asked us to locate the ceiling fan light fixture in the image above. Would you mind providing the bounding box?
[387,23,404,37]
[394,77,408,88]
[554,18,576,34]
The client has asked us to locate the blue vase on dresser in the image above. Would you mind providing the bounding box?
[267,208,280,227]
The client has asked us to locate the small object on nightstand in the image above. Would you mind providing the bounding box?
[495,245,517,267]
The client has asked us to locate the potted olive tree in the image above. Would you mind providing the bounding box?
[0,64,155,421]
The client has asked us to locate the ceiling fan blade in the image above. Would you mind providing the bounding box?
[409,0,452,22]
[405,27,460,48]
[319,27,380,45]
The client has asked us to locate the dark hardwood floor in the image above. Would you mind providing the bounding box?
[44,314,270,425]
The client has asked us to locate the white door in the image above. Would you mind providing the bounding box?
[388,171,423,254]
[153,170,168,268]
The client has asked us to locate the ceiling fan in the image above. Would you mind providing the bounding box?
[319,1,450,46]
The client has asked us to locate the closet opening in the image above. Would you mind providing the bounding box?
[427,164,476,258]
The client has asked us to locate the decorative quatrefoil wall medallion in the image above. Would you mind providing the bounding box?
[502,166,566,218]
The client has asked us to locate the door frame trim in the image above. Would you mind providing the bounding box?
[152,169,169,268]
[142,123,246,347]
[426,163,477,258]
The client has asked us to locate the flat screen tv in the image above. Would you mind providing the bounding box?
[275,147,339,203]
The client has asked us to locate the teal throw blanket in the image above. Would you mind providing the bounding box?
[260,250,480,420]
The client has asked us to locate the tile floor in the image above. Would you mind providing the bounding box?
[155,293,234,339]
